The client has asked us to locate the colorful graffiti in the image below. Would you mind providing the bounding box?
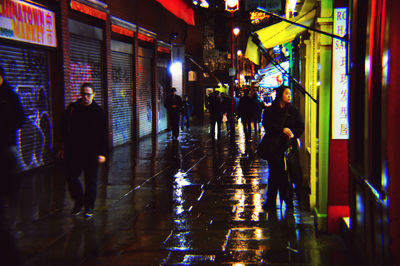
[111,62,132,146]
[17,86,51,168]
[0,47,51,170]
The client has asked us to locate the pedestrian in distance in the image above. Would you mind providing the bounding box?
[0,66,26,266]
[261,85,304,213]
[59,82,108,218]
[164,87,183,140]
[181,95,192,131]
[221,93,231,134]
[252,91,265,135]
[238,89,254,141]
[207,91,223,142]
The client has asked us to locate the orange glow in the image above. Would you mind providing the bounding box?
[158,46,171,54]
[111,25,134,37]
[250,11,270,24]
[70,0,107,20]
[138,33,154,43]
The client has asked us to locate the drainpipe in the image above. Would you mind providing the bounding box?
[315,0,333,232]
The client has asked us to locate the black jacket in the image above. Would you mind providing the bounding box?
[0,81,25,148]
[164,94,183,116]
[207,93,222,120]
[62,99,108,156]
[238,95,254,121]
[262,102,304,152]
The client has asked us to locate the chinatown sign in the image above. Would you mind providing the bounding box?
[0,0,57,47]
[332,7,348,139]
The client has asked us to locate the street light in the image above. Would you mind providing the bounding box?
[225,0,239,142]
[225,0,239,12]
[233,27,240,36]
[233,27,240,86]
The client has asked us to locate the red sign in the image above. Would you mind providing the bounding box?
[0,0,57,47]
[70,0,107,20]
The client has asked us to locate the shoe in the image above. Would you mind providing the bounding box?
[84,209,94,218]
[71,202,82,215]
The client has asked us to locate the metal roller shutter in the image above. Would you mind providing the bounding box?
[157,58,169,132]
[67,34,103,107]
[111,50,133,146]
[137,47,153,138]
[0,44,52,171]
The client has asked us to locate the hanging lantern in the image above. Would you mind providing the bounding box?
[225,0,239,13]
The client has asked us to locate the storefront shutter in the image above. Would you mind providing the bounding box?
[137,47,153,137]
[0,44,52,171]
[111,46,133,146]
[66,20,104,109]
[157,58,170,132]
[68,33,103,107]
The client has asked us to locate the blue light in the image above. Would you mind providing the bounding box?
[169,61,182,75]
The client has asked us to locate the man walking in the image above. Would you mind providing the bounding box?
[60,82,108,217]
[164,87,183,140]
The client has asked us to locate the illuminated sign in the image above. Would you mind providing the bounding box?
[70,0,107,20]
[111,24,134,37]
[285,0,297,18]
[332,7,349,139]
[250,11,270,24]
[258,61,289,88]
[0,0,57,47]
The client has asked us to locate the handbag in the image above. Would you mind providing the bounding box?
[257,109,289,160]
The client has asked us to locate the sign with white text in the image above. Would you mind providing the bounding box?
[0,0,57,47]
[332,8,349,139]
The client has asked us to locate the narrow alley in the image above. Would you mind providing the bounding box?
[13,124,355,265]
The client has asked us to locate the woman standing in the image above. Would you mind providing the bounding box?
[262,85,304,212]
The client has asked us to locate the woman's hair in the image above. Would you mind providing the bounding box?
[273,85,290,104]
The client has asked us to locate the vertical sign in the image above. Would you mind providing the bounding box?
[332,8,349,139]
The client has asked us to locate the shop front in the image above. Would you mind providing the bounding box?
[110,16,136,147]
[0,0,57,171]
[157,41,171,133]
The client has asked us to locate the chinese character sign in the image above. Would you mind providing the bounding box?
[0,0,57,47]
[332,8,348,139]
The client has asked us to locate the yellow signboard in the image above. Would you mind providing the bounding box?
[0,0,57,47]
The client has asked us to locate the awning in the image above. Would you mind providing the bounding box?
[245,0,316,65]
[155,0,195,26]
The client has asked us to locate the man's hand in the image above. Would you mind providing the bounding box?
[98,155,106,163]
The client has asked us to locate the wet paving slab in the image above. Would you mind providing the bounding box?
[9,124,357,265]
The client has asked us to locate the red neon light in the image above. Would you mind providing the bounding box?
[138,33,154,43]
[157,46,171,54]
[112,25,134,37]
[155,0,195,26]
[70,0,107,20]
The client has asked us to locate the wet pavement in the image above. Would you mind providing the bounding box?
[10,122,356,265]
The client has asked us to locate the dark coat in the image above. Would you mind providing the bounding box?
[207,93,222,120]
[62,99,108,156]
[0,81,25,148]
[182,99,193,115]
[253,96,265,123]
[164,94,183,117]
[262,102,304,153]
[238,95,254,121]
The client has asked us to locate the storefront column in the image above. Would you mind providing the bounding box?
[316,0,333,232]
